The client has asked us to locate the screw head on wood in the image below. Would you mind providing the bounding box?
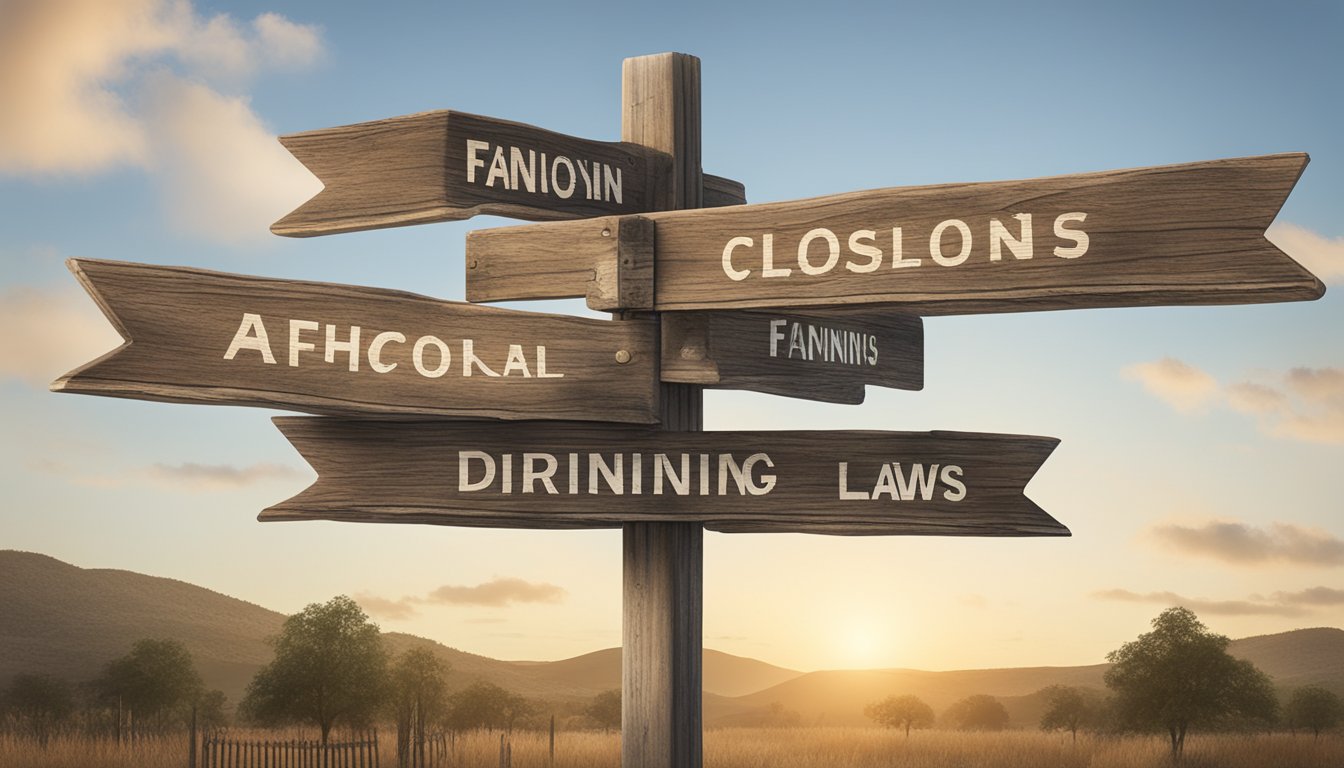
[615,350,632,364]
[601,228,611,237]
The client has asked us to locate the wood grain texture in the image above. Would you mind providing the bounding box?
[271,110,746,237]
[260,419,1067,536]
[661,309,923,402]
[464,154,1324,314]
[621,51,704,768]
[51,259,659,423]
[702,174,746,209]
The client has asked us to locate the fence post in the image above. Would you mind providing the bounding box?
[549,715,555,767]
[188,705,197,768]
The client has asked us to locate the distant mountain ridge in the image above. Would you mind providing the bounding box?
[3,550,1340,729]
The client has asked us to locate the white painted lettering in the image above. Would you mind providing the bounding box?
[288,319,318,367]
[930,220,972,266]
[503,344,532,377]
[485,146,508,188]
[465,140,489,184]
[462,339,500,377]
[838,462,870,500]
[1053,212,1089,258]
[367,331,404,373]
[458,451,495,492]
[722,236,752,281]
[990,213,1033,261]
[941,465,966,501]
[846,229,882,273]
[768,319,787,358]
[798,228,840,275]
[224,313,276,364]
[324,324,361,372]
[761,233,790,278]
[412,335,451,378]
[551,156,575,199]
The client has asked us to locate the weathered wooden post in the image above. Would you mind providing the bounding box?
[620,51,704,768]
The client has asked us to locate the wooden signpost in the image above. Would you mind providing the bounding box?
[464,153,1323,314]
[272,109,746,237]
[661,310,922,403]
[265,418,1064,536]
[52,259,659,423]
[52,49,1326,768]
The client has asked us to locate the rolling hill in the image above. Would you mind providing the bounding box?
[0,551,800,707]
[3,550,1341,729]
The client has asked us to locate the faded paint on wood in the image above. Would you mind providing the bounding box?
[272,110,746,237]
[262,418,1066,537]
[661,309,923,403]
[51,259,659,423]
[465,154,1323,314]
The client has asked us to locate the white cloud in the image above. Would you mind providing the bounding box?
[1268,222,1344,285]
[142,73,321,242]
[1123,358,1218,412]
[254,13,323,70]
[0,284,123,387]
[1128,359,1344,445]
[0,0,323,242]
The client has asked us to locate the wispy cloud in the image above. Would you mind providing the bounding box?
[141,462,305,489]
[1270,586,1344,606]
[1126,359,1344,444]
[1123,358,1218,412]
[1148,520,1344,567]
[1093,588,1310,617]
[0,284,122,387]
[427,578,567,607]
[356,578,568,620]
[0,0,322,242]
[1268,222,1344,285]
[355,594,419,621]
[35,457,306,490]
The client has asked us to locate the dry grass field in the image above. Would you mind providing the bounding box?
[3,727,1342,768]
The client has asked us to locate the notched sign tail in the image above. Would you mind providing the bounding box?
[271,109,748,237]
[50,259,135,397]
[262,419,1068,537]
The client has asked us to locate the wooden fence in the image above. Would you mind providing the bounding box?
[197,732,380,768]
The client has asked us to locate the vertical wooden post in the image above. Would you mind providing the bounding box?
[189,705,198,768]
[620,51,704,768]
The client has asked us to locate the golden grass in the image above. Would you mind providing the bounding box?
[1,727,1340,767]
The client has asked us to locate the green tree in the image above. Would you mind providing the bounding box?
[864,694,934,737]
[95,639,203,731]
[447,681,530,733]
[1039,685,1100,742]
[240,595,388,744]
[3,674,75,745]
[1104,607,1278,759]
[197,689,229,730]
[585,689,621,732]
[945,694,1009,731]
[389,647,450,767]
[1284,686,1343,739]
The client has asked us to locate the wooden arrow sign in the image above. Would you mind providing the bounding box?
[272,110,747,237]
[466,154,1324,314]
[661,310,923,403]
[264,418,1065,537]
[51,259,659,423]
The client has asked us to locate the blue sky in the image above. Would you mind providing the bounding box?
[1,0,1341,672]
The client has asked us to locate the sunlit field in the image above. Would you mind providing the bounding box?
[2,728,1341,768]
